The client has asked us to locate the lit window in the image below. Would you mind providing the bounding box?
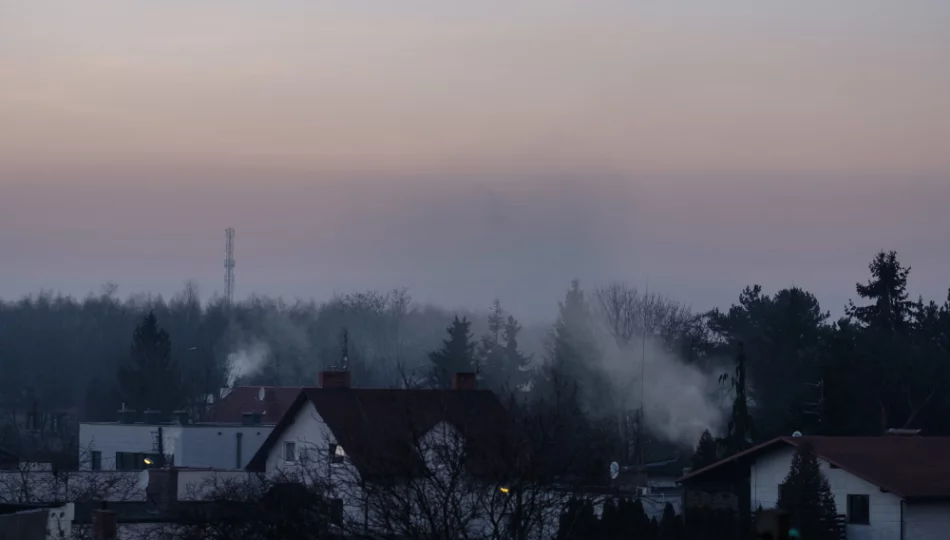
[284,441,297,462]
[329,443,345,464]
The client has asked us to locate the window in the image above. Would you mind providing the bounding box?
[847,494,870,525]
[284,441,297,462]
[91,451,102,471]
[115,452,162,471]
[329,443,344,464]
[328,498,344,526]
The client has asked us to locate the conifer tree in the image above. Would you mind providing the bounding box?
[659,502,683,540]
[691,429,719,470]
[117,311,182,413]
[778,441,840,540]
[428,316,477,388]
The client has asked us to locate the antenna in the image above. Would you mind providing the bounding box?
[224,228,236,308]
[341,328,349,371]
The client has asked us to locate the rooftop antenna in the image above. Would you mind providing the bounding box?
[341,328,349,371]
[224,228,235,308]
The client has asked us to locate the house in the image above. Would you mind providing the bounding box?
[678,434,950,540]
[79,410,273,471]
[244,370,522,537]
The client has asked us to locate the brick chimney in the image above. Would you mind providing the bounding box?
[451,372,477,390]
[319,370,351,389]
[92,509,117,540]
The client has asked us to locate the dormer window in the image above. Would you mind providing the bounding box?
[329,443,345,464]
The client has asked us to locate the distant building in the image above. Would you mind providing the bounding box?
[678,433,950,540]
[78,411,273,471]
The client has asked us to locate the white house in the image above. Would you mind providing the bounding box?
[242,370,548,538]
[679,434,950,540]
[79,416,273,471]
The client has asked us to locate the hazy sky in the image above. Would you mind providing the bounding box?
[2,1,949,320]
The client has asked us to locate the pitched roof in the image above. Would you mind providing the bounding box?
[246,388,514,480]
[678,435,950,500]
[207,387,304,424]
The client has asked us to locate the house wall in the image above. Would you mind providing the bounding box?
[903,501,950,540]
[750,446,902,540]
[177,425,271,469]
[80,423,272,470]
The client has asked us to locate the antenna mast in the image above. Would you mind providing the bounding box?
[224,228,236,308]
[341,328,349,371]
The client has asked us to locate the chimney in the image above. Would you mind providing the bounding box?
[173,410,190,425]
[143,410,162,424]
[145,468,179,512]
[92,509,117,540]
[118,409,137,424]
[242,412,262,426]
[451,372,477,390]
[319,370,351,389]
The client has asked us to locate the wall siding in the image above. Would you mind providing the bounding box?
[751,446,902,540]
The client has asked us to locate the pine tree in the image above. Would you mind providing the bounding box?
[501,315,532,390]
[117,311,182,413]
[429,316,477,388]
[691,429,719,470]
[846,250,914,334]
[778,441,840,540]
[659,502,683,540]
[540,280,610,412]
[477,300,507,389]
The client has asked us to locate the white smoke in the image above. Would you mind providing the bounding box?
[596,326,727,449]
[225,341,272,387]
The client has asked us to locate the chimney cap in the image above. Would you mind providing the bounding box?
[451,372,477,390]
[319,370,351,389]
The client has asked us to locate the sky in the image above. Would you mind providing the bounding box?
[1,1,949,321]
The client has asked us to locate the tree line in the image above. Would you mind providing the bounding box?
[1,249,948,450]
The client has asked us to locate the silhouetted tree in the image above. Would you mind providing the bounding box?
[691,429,719,470]
[117,311,182,413]
[778,442,839,540]
[428,316,477,388]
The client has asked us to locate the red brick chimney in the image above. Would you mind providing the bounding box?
[319,370,351,389]
[451,372,477,390]
[92,509,117,540]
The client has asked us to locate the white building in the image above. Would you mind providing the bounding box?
[679,434,950,540]
[241,370,542,538]
[79,415,273,471]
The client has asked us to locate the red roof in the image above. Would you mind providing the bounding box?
[207,387,305,424]
[246,388,514,480]
[678,436,950,500]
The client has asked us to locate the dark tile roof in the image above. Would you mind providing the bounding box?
[678,435,950,500]
[246,388,515,481]
[207,387,304,424]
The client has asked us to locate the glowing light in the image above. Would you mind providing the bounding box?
[499,487,510,494]
[143,458,153,465]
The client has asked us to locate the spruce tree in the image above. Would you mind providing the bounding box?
[428,316,477,388]
[501,315,532,390]
[476,300,507,389]
[117,311,182,413]
[778,441,839,540]
[541,280,610,412]
[659,502,683,540]
[691,429,719,470]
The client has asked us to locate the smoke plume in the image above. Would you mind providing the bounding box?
[225,341,271,387]
[596,326,727,449]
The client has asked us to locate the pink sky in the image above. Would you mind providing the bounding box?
[1,1,949,319]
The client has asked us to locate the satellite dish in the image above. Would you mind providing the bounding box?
[136,469,150,491]
[792,431,803,438]
[258,387,265,401]
[609,461,620,480]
